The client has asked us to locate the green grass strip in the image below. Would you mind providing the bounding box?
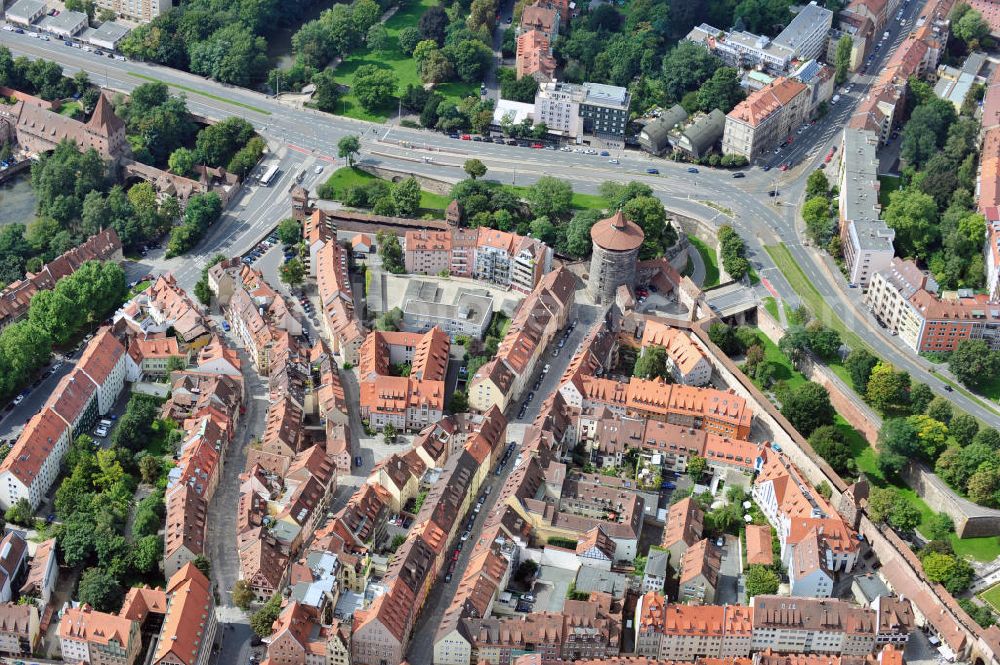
[129,72,271,115]
[762,296,779,321]
[688,236,720,288]
[763,243,868,352]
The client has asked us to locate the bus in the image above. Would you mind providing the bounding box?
[260,164,279,186]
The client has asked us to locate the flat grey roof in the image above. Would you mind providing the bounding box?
[841,128,895,252]
[86,21,130,44]
[853,573,890,602]
[583,82,630,109]
[5,0,46,21]
[774,2,833,52]
[38,10,88,34]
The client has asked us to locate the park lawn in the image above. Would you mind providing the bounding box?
[842,416,1000,560]
[320,166,449,217]
[331,0,478,121]
[504,185,608,211]
[419,190,451,217]
[58,100,82,117]
[980,583,1000,612]
[688,236,720,288]
[878,174,902,207]
[319,166,378,199]
[764,243,868,353]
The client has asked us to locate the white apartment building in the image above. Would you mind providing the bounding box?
[773,2,834,61]
[839,128,896,287]
[865,258,933,351]
[533,81,631,140]
[986,210,1000,301]
[77,329,127,415]
[687,24,794,72]
[0,408,72,511]
[95,0,171,23]
[535,81,585,137]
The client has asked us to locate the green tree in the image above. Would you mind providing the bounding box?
[834,35,853,84]
[696,67,745,113]
[464,159,487,180]
[376,307,403,332]
[949,413,979,446]
[909,383,934,415]
[77,568,123,612]
[168,147,196,177]
[311,69,342,113]
[565,210,603,258]
[634,346,669,380]
[392,177,422,217]
[866,362,911,415]
[366,24,389,54]
[194,277,213,307]
[744,565,780,601]
[867,486,902,524]
[527,177,573,218]
[967,465,1000,506]
[277,218,302,245]
[877,417,920,476]
[882,188,940,259]
[949,339,1000,389]
[188,24,269,87]
[449,389,469,413]
[193,555,211,577]
[687,455,707,480]
[352,65,397,112]
[660,41,722,102]
[195,117,256,168]
[959,599,996,628]
[376,231,405,274]
[845,348,879,393]
[131,535,163,574]
[447,39,493,83]
[780,382,834,437]
[624,196,669,259]
[338,136,361,167]
[398,27,422,55]
[3,498,32,526]
[808,425,853,474]
[280,258,305,289]
[139,455,161,484]
[926,513,955,540]
[921,551,975,593]
[599,181,652,210]
[383,423,397,445]
[250,593,282,636]
[806,170,830,199]
[952,4,989,47]
[232,580,255,611]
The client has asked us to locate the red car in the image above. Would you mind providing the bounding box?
[452,550,460,561]
[461,134,471,140]
[531,143,543,149]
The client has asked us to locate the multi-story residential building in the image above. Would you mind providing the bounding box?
[0,406,72,510]
[94,0,171,24]
[678,538,721,604]
[59,605,142,665]
[745,524,774,566]
[0,228,122,332]
[773,2,834,60]
[634,594,753,661]
[519,3,560,42]
[264,602,351,665]
[151,563,217,665]
[0,533,27,605]
[750,595,879,656]
[866,257,1000,352]
[872,596,915,646]
[533,81,631,140]
[115,275,210,346]
[661,497,704,563]
[19,537,57,608]
[981,70,1000,300]
[642,548,669,593]
[753,447,859,575]
[640,320,712,386]
[400,281,493,340]
[45,371,98,442]
[358,327,450,431]
[839,128,895,287]
[722,77,809,160]
[0,603,38,656]
[792,60,836,114]
[789,527,835,597]
[686,24,795,72]
[865,258,931,351]
[516,30,557,81]
[470,267,575,412]
[316,240,365,365]
[125,336,186,380]
[78,328,128,416]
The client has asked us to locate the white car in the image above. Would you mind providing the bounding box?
[608,158,619,164]
[12,395,24,406]
[2,25,13,32]
[314,165,323,174]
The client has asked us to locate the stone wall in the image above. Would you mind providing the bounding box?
[901,462,1000,538]
[359,164,454,195]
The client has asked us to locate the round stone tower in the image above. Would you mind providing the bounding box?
[587,210,644,304]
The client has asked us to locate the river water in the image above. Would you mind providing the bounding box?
[0,175,36,227]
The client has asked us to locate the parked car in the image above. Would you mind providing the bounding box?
[687,167,699,173]
[732,172,745,178]
[354,456,363,467]
[646,168,659,174]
